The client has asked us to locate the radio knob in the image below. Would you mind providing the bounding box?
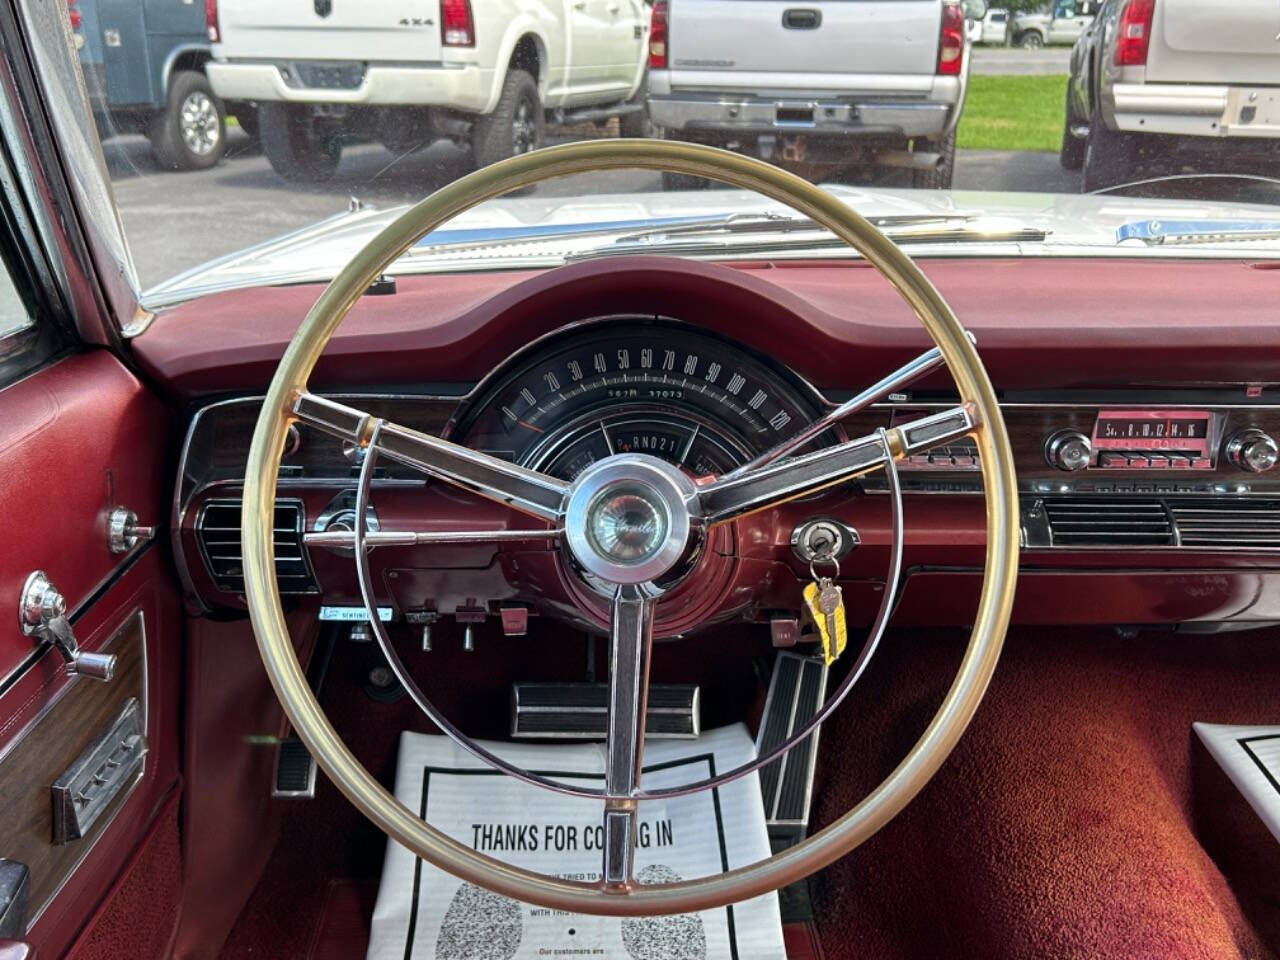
[1044,430,1092,472]
[1226,429,1279,473]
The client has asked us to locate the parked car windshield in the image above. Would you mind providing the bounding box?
[52,0,1280,292]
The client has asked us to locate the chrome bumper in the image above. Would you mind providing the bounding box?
[648,96,952,139]
[1108,81,1280,139]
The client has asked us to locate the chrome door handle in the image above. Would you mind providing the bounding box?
[19,572,116,681]
[573,1,586,9]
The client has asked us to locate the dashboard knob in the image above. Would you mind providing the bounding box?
[1226,429,1279,473]
[1044,430,1092,472]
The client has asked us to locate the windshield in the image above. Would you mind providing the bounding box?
[53,0,1280,295]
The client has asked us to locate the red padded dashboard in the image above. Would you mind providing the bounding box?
[134,256,1280,400]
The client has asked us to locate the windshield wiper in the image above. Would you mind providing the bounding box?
[566,213,1048,260]
[1116,218,1280,246]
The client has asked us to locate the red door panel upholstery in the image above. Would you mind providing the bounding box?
[0,352,169,679]
[0,350,179,957]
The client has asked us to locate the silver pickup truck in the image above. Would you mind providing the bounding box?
[647,0,979,188]
[1063,0,1280,190]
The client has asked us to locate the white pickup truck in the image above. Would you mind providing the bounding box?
[1063,0,1280,190]
[646,0,978,188]
[205,0,650,180]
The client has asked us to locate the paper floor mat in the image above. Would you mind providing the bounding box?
[367,724,786,960]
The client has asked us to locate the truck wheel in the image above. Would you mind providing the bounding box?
[910,131,955,189]
[149,71,226,171]
[1059,87,1086,171]
[618,72,651,138]
[472,69,543,169]
[233,105,260,144]
[259,103,343,182]
[1082,121,1139,192]
[1015,31,1044,48]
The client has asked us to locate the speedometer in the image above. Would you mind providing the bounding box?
[453,320,825,480]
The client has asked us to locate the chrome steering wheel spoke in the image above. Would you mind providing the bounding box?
[698,402,977,525]
[601,584,657,888]
[293,391,568,521]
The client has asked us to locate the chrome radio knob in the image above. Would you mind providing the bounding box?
[1044,430,1092,472]
[1226,428,1279,473]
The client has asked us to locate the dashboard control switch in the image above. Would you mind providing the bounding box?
[1226,429,1279,473]
[500,606,529,637]
[1044,430,1092,472]
[405,609,438,652]
[770,617,799,648]
[456,603,486,652]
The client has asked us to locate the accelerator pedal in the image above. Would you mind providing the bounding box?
[757,651,828,845]
[510,683,700,739]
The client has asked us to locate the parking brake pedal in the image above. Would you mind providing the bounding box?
[511,683,700,739]
[757,651,828,846]
[274,738,316,797]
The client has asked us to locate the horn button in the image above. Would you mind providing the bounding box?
[563,455,699,587]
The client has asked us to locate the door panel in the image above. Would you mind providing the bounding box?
[0,350,178,957]
[0,352,168,683]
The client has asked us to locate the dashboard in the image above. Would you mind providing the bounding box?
[154,255,1280,635]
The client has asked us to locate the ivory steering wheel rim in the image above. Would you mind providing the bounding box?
[242,138,1020,916]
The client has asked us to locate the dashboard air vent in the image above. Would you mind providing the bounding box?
[197,499,315,593]
[1044,498,1175,547]
[1166,499,1280,549]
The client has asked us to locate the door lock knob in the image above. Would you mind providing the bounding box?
[19,572,116,681]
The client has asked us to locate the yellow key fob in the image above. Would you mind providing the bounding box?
[803,579,847,666]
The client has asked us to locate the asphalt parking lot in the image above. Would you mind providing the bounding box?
[109,131,1081,289]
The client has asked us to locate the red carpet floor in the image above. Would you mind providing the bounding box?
[218,624,1280,959]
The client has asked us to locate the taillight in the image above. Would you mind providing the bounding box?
[205,0,219,42]
[441,0,475,47]
[937,1,964,76]
[68,0,80,30]
[1114,0,1155,66]
[649,0,668,69]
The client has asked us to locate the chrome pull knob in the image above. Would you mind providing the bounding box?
[1044,430,1092,472]
[107,506,155,555]
[1226,428,1279,473]
[19,572,116,682]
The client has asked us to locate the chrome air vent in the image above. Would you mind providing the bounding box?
[1043,499,1175,547]
[1167,499,1280,549]
[196,499,316,593]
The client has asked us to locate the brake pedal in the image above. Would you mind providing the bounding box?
[757,651,828,846]
[511,682,700,739]
[274,737,317,797]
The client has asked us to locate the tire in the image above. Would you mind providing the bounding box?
[259,102,342,182]
[148,71,226,171]
[1082,120,1139,192]
[1059,86,1086,171]
[471,69,543,169]
[910,130,956,189]
[618,72,651,138]
[1015,31,1044,49]
[233,105,259,143]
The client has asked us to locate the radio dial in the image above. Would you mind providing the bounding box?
[1226,429,1279,473]
[1045,430,1092,472]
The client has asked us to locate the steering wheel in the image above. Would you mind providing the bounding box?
[242,138,1019,916]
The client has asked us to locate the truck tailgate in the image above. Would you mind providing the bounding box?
[666,0,940,80]
[1146,0,1280,86]
[215,0,442,63]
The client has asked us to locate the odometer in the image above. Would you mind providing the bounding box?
[453,321,824,480]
